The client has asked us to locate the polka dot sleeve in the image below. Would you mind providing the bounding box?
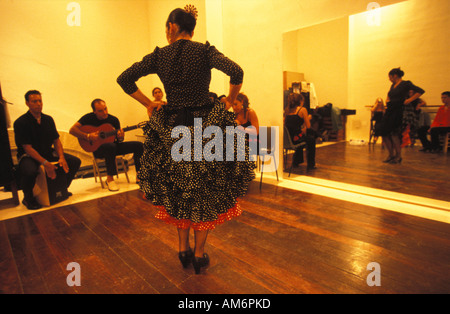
[117,47,160,95]
[206,42,244,85]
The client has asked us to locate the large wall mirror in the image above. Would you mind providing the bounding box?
[281,0,449,202]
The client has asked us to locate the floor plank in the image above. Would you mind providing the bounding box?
[1,180,449,294]
[286,142,450,202]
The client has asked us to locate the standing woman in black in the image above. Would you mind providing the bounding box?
[380,68,424,164]
[117,6,255,274]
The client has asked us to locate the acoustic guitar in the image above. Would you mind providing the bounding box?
[78,122,146,152]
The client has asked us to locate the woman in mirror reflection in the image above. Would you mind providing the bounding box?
[378,68,424,164]
[371,97,385,144]
[284,93,316,170]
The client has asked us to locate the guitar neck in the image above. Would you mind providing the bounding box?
[123,125,139,132]
[103,125,139,138]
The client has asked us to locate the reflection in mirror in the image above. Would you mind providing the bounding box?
[281,0,450,202]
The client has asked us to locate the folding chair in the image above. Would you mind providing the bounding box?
[258,126,279,190]
[92,154,130,189]
[283,126,306,177]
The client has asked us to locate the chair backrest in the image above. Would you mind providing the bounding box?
[283,126,295,149]
[258,126,276,153]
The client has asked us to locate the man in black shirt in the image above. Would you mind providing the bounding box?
[70,99,143,191]
[14,90,81,210]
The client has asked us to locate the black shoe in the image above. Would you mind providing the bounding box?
[389,157,402,164]
[192,253,210,274]
[178,248,194,268]
[383,156,395,163]
[307,165,317,170]
[22,198,42,210]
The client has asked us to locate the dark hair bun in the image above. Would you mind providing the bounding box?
[166,8,197,34]
[389,67,405,78]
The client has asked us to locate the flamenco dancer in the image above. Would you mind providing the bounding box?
[117,5,255,274]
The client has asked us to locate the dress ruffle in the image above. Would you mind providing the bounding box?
[154,200,243,231]
[138,101,256,228]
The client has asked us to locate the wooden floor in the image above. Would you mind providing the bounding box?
[286,142,450,202]
[1,178,449,294]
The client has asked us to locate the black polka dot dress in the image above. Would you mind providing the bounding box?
[117,40,256,230]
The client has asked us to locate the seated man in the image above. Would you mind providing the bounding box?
[420,91,450,152]
[70,99,143,191]
[14,90,81,210]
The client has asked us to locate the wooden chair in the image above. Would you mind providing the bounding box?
[3,129,19,205]
[92,154,130,189]
[283,126,306,177]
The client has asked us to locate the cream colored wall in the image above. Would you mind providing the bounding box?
[282,30,299,73]
[220,0,404,175]
[0,0,152,135]
[281,0,449,142]
[2,0,411,175]
[220,0,404,126]
[347,0,450,140]
[295,17,349,109]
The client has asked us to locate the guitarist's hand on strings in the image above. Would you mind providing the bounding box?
[88,131,100,142]
[117,128,125,142]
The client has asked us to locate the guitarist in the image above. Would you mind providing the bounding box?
[69,99,143,191]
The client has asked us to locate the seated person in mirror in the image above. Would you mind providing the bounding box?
[371,97,385,144]
[402,90,426,147]
[13,90,81,210]
[417,109,431,151]
[69,99,143,191]
[420,91,450,152]
[284,93,316,170]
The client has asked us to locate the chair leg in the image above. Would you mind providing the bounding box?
[97,164,105,189]
[260,155,264,190]
[92,160,98,183]
[92,158,105,189]
[444,132,449,154]
[114,158,120,179]
[272,152,279,181]
[121,158,130,183]
[288,151,294,177]
[114,156,130,183]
